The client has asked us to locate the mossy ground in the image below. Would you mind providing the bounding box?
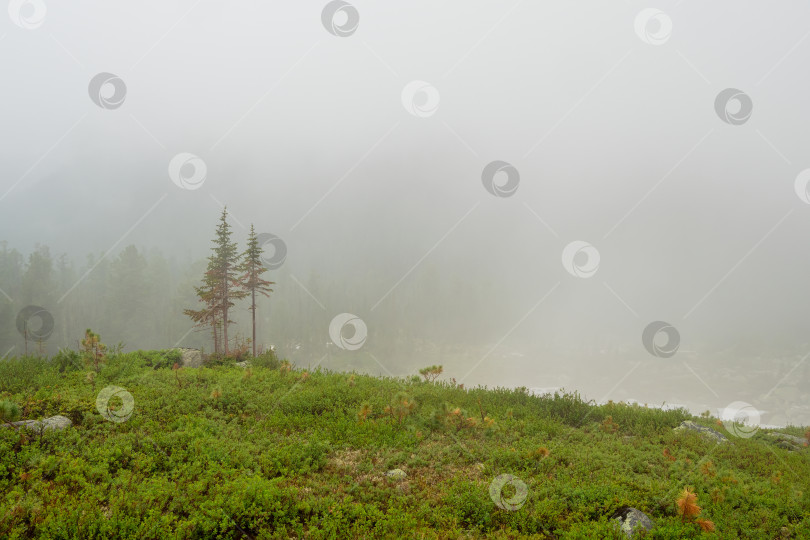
[1,351,808,539]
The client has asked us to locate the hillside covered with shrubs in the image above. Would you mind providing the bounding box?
[1,349,809,539]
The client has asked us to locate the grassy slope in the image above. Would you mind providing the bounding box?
[1,351,808,539]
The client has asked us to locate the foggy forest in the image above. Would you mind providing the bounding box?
[2,2,810,538]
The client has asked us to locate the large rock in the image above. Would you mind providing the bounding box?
[41,415,72,430]
[173,348,203,368]
[766,432,808,452]
[611,506,654,537]
[674,421,728,444]
[8,415,72,433]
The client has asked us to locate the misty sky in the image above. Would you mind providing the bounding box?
[2,1,810,425]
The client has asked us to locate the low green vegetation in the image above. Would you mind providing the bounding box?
[1,351,808,538]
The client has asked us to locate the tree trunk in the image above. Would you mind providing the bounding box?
[212,316,219,355]
[251,287,257,357]
[223,275,229,356]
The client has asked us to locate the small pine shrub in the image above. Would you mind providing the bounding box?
[80,329,107,371]
[52,349,82,373]
[384,392,416,424]
[0,400,22,425]
[600,416,619,434]
[418,365,443,382]
[251,350,280,369]
[357,402,372,423]
[676,486,713,531]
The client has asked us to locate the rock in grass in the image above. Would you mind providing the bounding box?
[235,361,251,368]
[767,432,807,452]
[173,348,203,368]
[674,421,728,444]
[385,469,407,479]
[766,432,807,451]
[7,420,39,430]
[41,415,72,430]
[776,441,802,452]
[611,506,654,537]
[8,415,72,433]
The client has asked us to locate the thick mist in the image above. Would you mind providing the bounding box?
[2,1,810,428]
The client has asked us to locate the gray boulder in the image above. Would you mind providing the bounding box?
[173,348,203,368]
[8,420,38,430]
[8,415,72,433]
[41,415,72,430]
[612,506,654,537]
[767,432,807,452]
[674,420,728,443]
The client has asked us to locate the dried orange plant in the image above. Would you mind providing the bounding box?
[676,487,715,532]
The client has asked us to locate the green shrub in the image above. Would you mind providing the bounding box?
[0,355,57,393]
[0,400,21,424]
[251,350,280,370]
[52,348,82,373]
[448,482,494,532]
[137,349,181,369]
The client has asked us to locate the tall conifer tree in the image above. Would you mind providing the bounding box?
[239,225,275,356]
[183,255,223,353]
[184,208,245,355]
[211,208,245,355]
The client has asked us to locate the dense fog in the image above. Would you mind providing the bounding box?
[2,1,810,427]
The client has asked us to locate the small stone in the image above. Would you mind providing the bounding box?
[611,506,654,537]
[384,468,407,479]
[235,361,251,368]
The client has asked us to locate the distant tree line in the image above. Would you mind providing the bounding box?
[0,221,505,369]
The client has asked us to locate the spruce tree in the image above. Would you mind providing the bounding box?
[239,225,275,356]
[184,208,245,355]
[183,255,222,353]
[210,208,246,355]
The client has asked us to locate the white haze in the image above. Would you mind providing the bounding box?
[1,1,809,427]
